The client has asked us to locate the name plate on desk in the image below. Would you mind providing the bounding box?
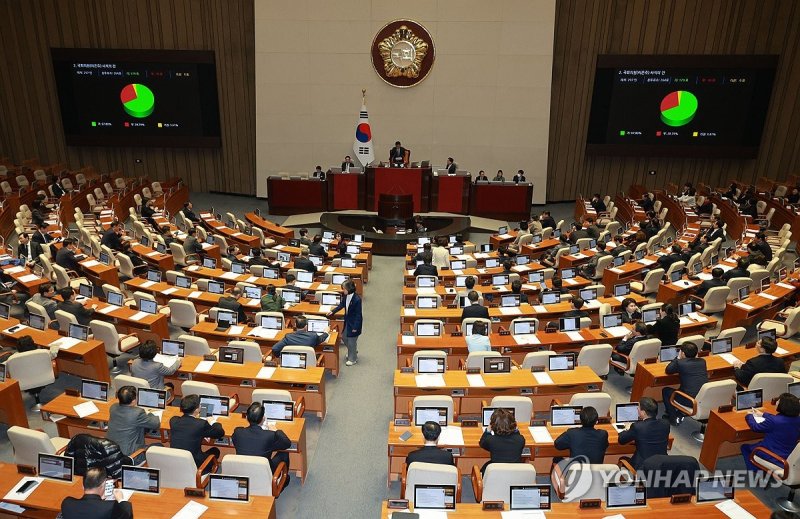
[482,501,504,511]
[466,367,480,374]
[394,418,410,427]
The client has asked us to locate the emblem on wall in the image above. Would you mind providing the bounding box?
[371,20,435,88]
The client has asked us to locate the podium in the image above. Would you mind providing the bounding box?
[327,171,365,210]
[378,194,413,227]
[366,166,432,213]
[431,173,470,213]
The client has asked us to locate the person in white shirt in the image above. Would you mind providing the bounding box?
[465,321,491,352]
[431,236,450,270]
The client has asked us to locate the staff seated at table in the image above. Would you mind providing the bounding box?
[584,217,602,240]
[60,467,133,519]
[17,232,43,266]
[510,280,530,305]
[413,253,438,277]
[222,245,240,262]
[512,169,526,183]
[540,210,556,230]
[106,385,162,464]
[412,243,431,263]
[249,248,274,267]
[578,241,610,279]
[294,251,317,273]
[640,193,654,212]
[341,156,355,172]
[170,394,224,471]
[183,227,203,256]
[658,245,684,270]
[461,291,489,321]
[101,221,124,251]
[564,298,589,319]
[742,393,800,472]
[733,336,786,387]
[233,402,293,486]
[553,406,609,464]
[474,170,488,182]
[55,238,81,270]
[646,304,680,346]
[479,408,525,474]
[619,298,641,324]
[406,421,455,467]
[492,170,505,182]
[260,285,285,312]
[611,322,649,364]
[662,342,708,426]
[466,321,491,352]
[131,340,181,390]
[695,268,725,298]
[389,141,407,166]
[271,316,329,356]
[722,256,750,282]
[568,222,589,243]
[58,287,96,325]
[182,201,201,223]
[618,397,669,470]
[747,232,772,262]
[30,283,58,321]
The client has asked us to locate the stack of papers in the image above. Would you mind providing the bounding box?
[188,291,203,299]
[715,499,757,519]
[564,278,578,285]
[195,360,215,373]
[50,337,82,350]
[734,302,754,310]
[532,305,547,313]
[162,287,179,295]
[529,426,553,443]
[417,287,436,295]
[565,331,584,341]
[513,334,540,345]
[81,260,100,268]
[129,311,149,321]
[98,305,117,314]
[5,266,25,274]
[256,367,276,379]
[466,374,485,387]
[604,326,629,338]
[437,426,464,446]
[533,372,553,385]
[153,354,180,367]
[18,274,40,283]
[719,353,740,365]
[777,282,795,290]
[760,292,778,301]
[73,401,100,418]
[403,308,417,316]
[318,305,332,314]
[415,374,445,387]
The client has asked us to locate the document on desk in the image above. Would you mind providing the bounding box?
[416,287,436,295]
[161,287,179,295]
[186,265,200,271]
[513,334,540,345]
[220,272,239,280]
[153,354,179,367]
[5,266,25,274]
[734,302,754,311]
[499,307,522,316]
[529,426,553,443]
[584,299,601,309]
[81,260,100,268]
[533,372,554,385]
[317,284,330,290]
[256,367,276,380]
[564,278,578,285]
[466,374,485,387]
[129,311,149,321]
[759,292,778,301]
[98,305,117,314]
[415,374,446,387]
[438,426,464,446]
[195,360,215,373]
[777,282,795,290]
[18,274,40,283]
[248,327,279,339]
[3,477,43,501]
[49,337,82,350]
[604,326,629,338]
[696,272,713,280]
[403,308,417,316]
[401,335,416,345]
[532,305,547,313]
[715,499,757,519]
[776,347,788,355]
[228,326,244,335]
[188,291,203,299]
[608,268,624,274]
[146,251,161,257]
[171,500,208,519]
[318,305,332,314]
[501,511,546,519]
[295,282,312,289]
[719,353,740,365]
[246,276,259,283]
[73,401,100,418]
[566,331,584,342]
[637,258,656,266]
[688,312,708,322]
[139,280,156,288]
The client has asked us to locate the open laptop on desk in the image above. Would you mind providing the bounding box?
[540,291,560,305]
[208,281,225,295]
[121,466,160,494]
[606,480,647,509]
[696,475,734,503]
[281,351,307,369]
[39,453,74,483]
[106,291,124,307]
[262,400,294,422]
[209,474,249,503]
[28,313,45,331]
[736,389,763,411]
[417,356,445,374]
[218,346,244,364]
[199,395,230,418]
[75,283,93,302]
[81,379,109,402]
[483,356,511,374]
[138,298,158,315]
[215,309,237,331]
[550,405,581,428]
[658,345,680,362]
[414,322,440,337]
[321,293,341,306]
[69,323,90,341]
[548,353,574,371]
[161,339,185,357]
[510,484,551,510]
[414,407,448,426]
[641,308,658,325]
[613,402,640,431]
[482,407,514,427]
[137,388,166,410]
[175,275,192,289]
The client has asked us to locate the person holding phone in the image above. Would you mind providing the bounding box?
[60,467,132,519]
[479,408,525,474]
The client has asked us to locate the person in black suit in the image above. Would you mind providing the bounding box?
[446,157,457,174]
[308,235,326,257]
[101,222,124,251]
[60,467,132,519]
[618,397,670,469]
[312,165,325,180]
[475,170,488,182]
[733,336,787,387]
[169,394,224,470]
[30,200,47,227]
[722,257,750,282]
[58,287,96,326]
[461,291,489,321]
[510,280,530,305]
[413,252,438,277]
[747,232,773,262]
[389,141,407,166]
[540,211,556,231]
[695,267,725,299]
[647,304,680,346]
[568,222,589,244]
[406,421,455,467]
[413,243,432,264]
[232,402,292,486]
[640,193,654,213]
[611,322,649,364]
[658,245,685,270]
[706,219,725,242]
[140,198,158,229]
[31,223,53,245]
[553,406,609,463]
[341,155,355,172]
[50,177,65,198]
[590,193,606,213]
[218,287,247,324]
[293,252,317,273]
[17,233,43,266]
[55,238,81,271]
[182,202,201,223]
[248,248,275,268]
[620,298,642,324]
[512,169,526,183]
[564,297,589,319]
[662,342,709,426]
[578,241,609,278]
[479,408,525,474]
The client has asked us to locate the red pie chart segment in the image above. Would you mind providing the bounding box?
[120,84,137,104]
[660,91,680,112]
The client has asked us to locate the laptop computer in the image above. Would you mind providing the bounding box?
[710,337,733,355]
[548,353,575,371]
[231,262,246,275]
[243,286,262,300]
[735,389,763,411]
[614,402,640,430]
[516,255,530,266]
[307,318,328,334]
[413,484,456,510]
[38,453,74,482]
[260,315,283,330]
[309,255,323,267]
[262,400,294,422]
[501,294,521,307]
[280,351,307,369]
[137,388,166,410]
[147,270,162,283]
[107,291,124,307]
[579,288,597,301]
[414,407,448,426]
[208,475,249,503]
[559,317,580,332]
[485,258,500,268]
[789,381,800,399]
[482,407,515,427]
[0,302,10,320]
[493,274,510,287]
[69,323,90,341]
[203,257,217,269]
[28,313,45,331]
[77,283,93,300]
[98,251,112,266]
[215,310,237,330]
[602,313,623,329]
[696,475,734,503]
[161,339,185,357]
[0,363,5,383]
[321,293,341,306]
[641,308,658,325]
[81,379,109,402]
[541,292,560,305]
[282,289,301,304]
[606,480,647,509]
[614,283,631,297]
[341,258,357,268]
[138,298,157,315]
[208,281,225,295]
[417,296,439,309]
[175,275,192,289]
[483,356,511,374]
[550,405,581,427]
[262,268,279,279]
[417,356,446,374]
[510,484,552,510]
[121,466,160,494]
[561,268,576,280]
[296,270,313,283]
[658,345,680,362]
[678,302,694,316]
[199,395,230,417]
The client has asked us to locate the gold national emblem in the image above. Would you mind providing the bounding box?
[378,25,429,79]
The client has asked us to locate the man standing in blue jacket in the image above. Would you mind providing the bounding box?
[327,280,363,366]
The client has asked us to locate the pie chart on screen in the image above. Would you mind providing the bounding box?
[660,90,697,127]
[120,83,155,118]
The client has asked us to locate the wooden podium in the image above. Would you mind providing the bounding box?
[365,166,432,213]
[378,193,413,227]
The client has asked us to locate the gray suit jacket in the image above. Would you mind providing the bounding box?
[272,330,329,356]
[106,403,160,456]
[130,358,179,390]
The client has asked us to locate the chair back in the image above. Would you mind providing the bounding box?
[577,343,612,377]
[489,396,533,423]
[90,319,123,356]
[146,446,198,488]
[405,462,459,504]
[168,300,199,329]
[562,464,621,502]
[179,334,211,356]
[726,277,752,301]
[412,395,454,424]
[252,389,293,405]
[702,286,730,314]
[8,426,58,466]
[482,463,537,503]
[412,350,447,373]
[676,335,705,348]
[281,345,317,367]
[715,327,746,348]
[228,341,263,363]
[569,392,612,417]
[7,349,55,391]
[749,373,794,402]
[25,300,51,328]
[181,380,220,397]
[113,374,150,393]
[220,455,274,496]
[625,339,662,375]
[693,380,737,420]
[54,309,78,330]
[521,351,555,369]
[640,268,665,294]
[466,351,500,370]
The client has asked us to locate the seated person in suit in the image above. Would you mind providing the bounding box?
[620,297,641,324]
[564,297,589,319]
[540,211,557,231]
[705,219,725,242]
[298,228,312,246]
[106,385,161,463]
[57,287,96,326]
[721,256,750,282]
[260,285,285,312]
[406,421,455,467]
[512,169,526,183]
[50,177,66,198]
[232,402,292,487]
[618,397,670,469]
[222,245,240,263]
[413,243,431,263]
[446,157,457,174]
[696,197,714,215]
[30,283,58,321]
[271,316,329,356]
[500,260,514,275]
[169,394,224,471]
[413,252,438,277]
[218,287,247,323]
[742,392,800,472]
[584,217,602,240]
[578,241,610,278]
[32,222,53,245]
[590,193,606,212]
[553,406,609,464]
[140,198,158,229]
[183,228,204,257]
[17,233,43,266]
[695,267,725,298]
[130,340,180,390]
[55,237,81,271]
[101,221,124,251]
[568,222,589,244]
[662,342,709,426]
[461,290,489,321]
[60,467,132,519]
[248,248,274,267]
[788,186,800,205]
[341,156,355,172]
[747,232,772,262]
[540,235,569,267]
[389,141,407,166]
[510,280,530,305]
[182,201,201,223]
[640,193,654,212]
[282,274,306,301]
[465,320,491,352]
[293,252,317,273]
[308,235,326,257]
[611,322,649,364]
[657,245,684,270]
[479,408,525,474]
[550,277,570,295]
[492,169,505,182]
[646,304,680,346]
[475,170,488,182]
[313,165,325,180]
[733,336,786,387]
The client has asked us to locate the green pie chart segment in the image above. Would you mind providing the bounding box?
[660,90,697,127]
[120,83,155,118]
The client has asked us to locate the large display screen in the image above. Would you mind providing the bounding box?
[51,48,221,147]
[586,55,778,158]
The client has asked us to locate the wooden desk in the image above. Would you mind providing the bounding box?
[167,355,327,419]
[386,422,669,479]
[379,491,770,518]
[245,212,294,244]
[699,403,776,471]
[190,321,340,377]
[0,317,110,382]
[84,299,170,341]
[40,394,308,483]
[130,243,175,272]
[78,257,120,287]
[199,213,261,250]
[656,278,700,306]
[1,264,49,296]
[720,281,796,329]
[630,340,800,402]
[0,378,29,428]
[393,367,603,417]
